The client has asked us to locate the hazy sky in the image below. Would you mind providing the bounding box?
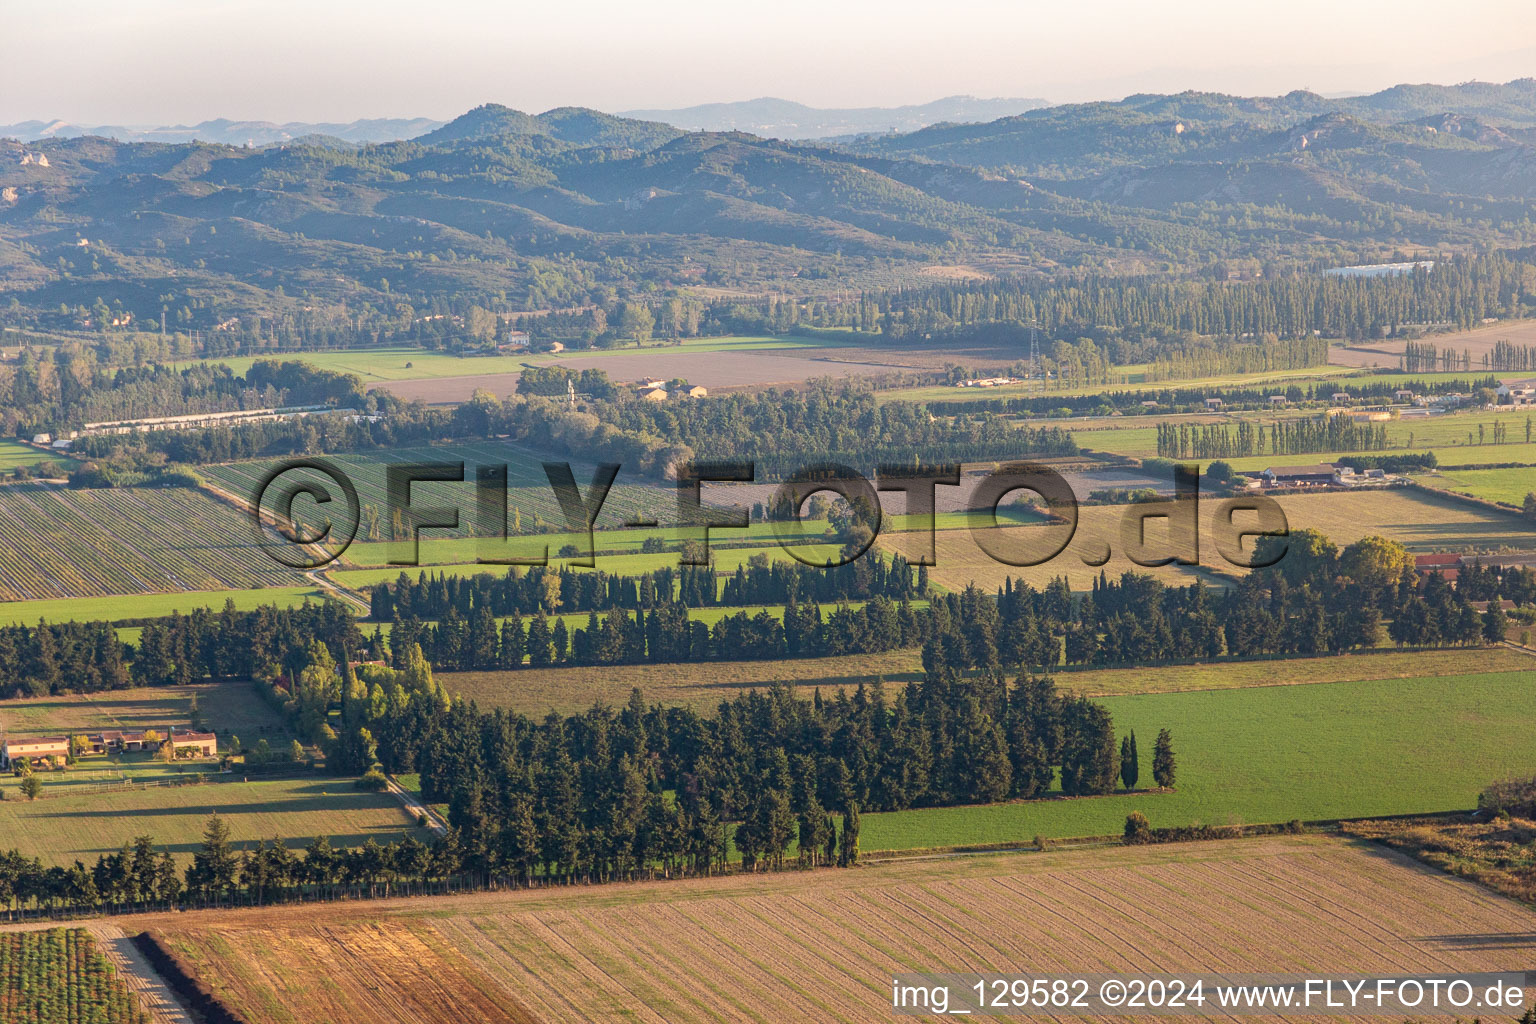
[3,0,1533,123]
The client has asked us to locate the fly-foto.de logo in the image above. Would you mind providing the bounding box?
[249,458,1291,572]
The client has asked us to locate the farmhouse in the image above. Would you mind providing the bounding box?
[1414,553,1464,584]
[1497,382,1536,405]
[167,729,218,758]
[1268,395,1288,405]
[683,385,708,398]
[1203,397,1224,409]
[97,729,161,752]
[498,331,531,351]
[639,387,669,402]
[1260,463,1337,487]
[1,736,70,769]
[1331,392,1351,403]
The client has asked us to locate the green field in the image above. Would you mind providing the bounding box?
[1414,467,1536,506]
[0,680,289,741]
[0,776,427,867]
[0,585,328,626]
[0,437,75,472]
[861,669,1536,851]
[179,334,849,381]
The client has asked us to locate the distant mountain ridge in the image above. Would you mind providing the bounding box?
[2,78,1534,326]
[847,79,1536,173]
[0,116,445,147]
[618,96,1049,139]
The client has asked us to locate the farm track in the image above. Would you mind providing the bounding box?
[83,923,195,1024]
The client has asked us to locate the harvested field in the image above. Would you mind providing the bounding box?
[152,921,539,1024]
[446,648,925,714]
[1333,318,1536,368]
[452,644,1528,716]
[881,487,1536,593]
[1052,645,1531,696]
[142,835,1536,1024]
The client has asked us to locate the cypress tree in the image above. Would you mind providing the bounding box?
[838,802,860,867]
[1120,731,1139,790]
[1152,728,1176,789]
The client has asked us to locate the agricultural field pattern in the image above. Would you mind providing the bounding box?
[143,835,1536,1024]
[0,484,304,601]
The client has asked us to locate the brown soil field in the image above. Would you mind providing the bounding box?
[140,834,1536,1023]
[376,350,906,403]
[446,648,924,715]
[1332,319,1536,369]
[882,487,1536,593]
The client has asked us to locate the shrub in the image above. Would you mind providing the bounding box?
[356,769,389,792]
[1123,811,1153,845]
[1479,776,1536,819]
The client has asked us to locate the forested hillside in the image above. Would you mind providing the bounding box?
[2,82,1535,334]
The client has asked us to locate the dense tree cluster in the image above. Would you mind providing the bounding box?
[368,552,924,622]
[867,253,1530,344]
[4,355,373,441]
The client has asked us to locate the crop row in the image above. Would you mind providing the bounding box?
[0,484,303,601]
[204,441,678,541]
[0,928,150,1024]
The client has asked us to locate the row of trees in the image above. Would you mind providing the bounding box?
[1156,413,1391,459]
[8,525,1527,700]
[368,552,927,622]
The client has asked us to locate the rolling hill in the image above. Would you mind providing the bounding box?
[1,82,1533,330]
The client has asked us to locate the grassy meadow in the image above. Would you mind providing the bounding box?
[0,585,329,627]
[0,776,427,867]
[861,669,1536,851]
